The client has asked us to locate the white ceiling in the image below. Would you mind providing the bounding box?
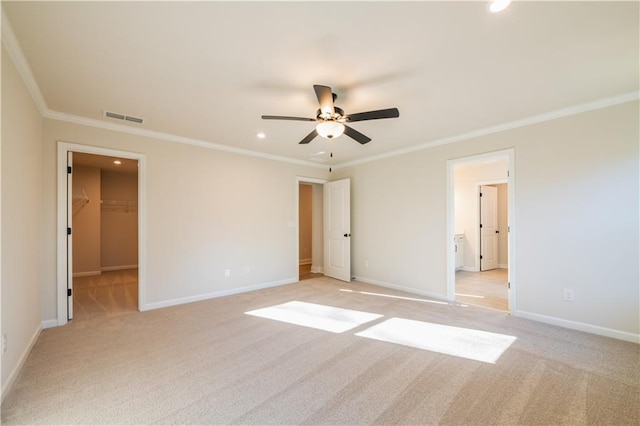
[73,152,139,174]
[3,1,638,168]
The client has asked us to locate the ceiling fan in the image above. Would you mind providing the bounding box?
[262,84,399,145]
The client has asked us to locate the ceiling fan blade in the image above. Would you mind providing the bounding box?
[344,125,372,144]
[262,115,316,121]
[345,108,399,122]
[313,84,335,115]
[299,129,318,144]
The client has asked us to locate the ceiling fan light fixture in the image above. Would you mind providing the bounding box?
[316,121,345,139]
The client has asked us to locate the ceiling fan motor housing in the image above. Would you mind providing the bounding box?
[317,106,345,122]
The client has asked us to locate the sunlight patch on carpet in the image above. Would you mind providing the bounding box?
[356,317,516,363]
[245,301,383,333]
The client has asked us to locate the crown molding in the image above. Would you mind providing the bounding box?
[4,8,637,172]
[1,9,48,115]
[334,91,640,170]
[43,91,639,172]
[1,8,325,170]
[44,110,327,169]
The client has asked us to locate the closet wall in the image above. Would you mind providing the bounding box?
[298,184,312,265]
[101,170,138,270]
[72,166,101,275]
[72,167,138,275]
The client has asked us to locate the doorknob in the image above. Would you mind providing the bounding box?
[496,230,500,234]
[344,233,351,237]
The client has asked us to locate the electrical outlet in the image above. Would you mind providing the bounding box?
[2,333,7,354]
[563,289,575,302]
[365,260,369,268]
[224,269,230,278]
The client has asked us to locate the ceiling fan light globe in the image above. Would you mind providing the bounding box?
[316,121,345,139]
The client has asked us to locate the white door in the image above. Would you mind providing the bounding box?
[67,151,74,319]
[324,178,351,282]
[480,185,499,271]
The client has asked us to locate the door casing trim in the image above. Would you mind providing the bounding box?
[56,141,146,325]
[446,149,515,312]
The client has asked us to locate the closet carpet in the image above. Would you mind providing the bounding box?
[2,277,638,425]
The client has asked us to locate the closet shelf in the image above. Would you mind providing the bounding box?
[101,199,137,213]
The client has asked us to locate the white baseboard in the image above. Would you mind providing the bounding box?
[1,324,42,403]
[355,277,639,344]
[72,270,101,278]
[498,263,508,269]
[513,310,640,344]
[354,276,447,303]
[141,277,298,312]
[461,266,479,272]
[101,264,138,272]
[298,259,312,266]
[41,319,58,329]
[310,265,324,274]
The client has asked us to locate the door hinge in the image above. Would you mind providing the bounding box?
[480,224,483,228]
[67,288,72,297]
[508,226,510,233]
[508,282,511,289]
[67,166,72,174]
[480,255,483,260]
[67,227,72,235]
[479,192,483,197]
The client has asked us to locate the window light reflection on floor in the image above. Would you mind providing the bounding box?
[455,293,485,299]
[356,317,517,364]
[245,301,383,333]
[340,288,449,305]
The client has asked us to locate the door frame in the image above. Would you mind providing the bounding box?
[295,176,327,280]
[56,141,146,326]
[446,149,515,311]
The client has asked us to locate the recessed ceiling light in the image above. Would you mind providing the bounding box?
[489,0,511,13]
[113,160,122,165]
[257,132,266,139]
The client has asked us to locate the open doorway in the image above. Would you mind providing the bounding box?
[57,142,145,326]
[447,150,515,312]
[71,152,139,320]
[298,181,324,280]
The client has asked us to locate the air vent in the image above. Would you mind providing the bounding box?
[104,110,144,124]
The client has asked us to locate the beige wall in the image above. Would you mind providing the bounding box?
[1,45,44,395]
[39,118,328,319]
[72,165,101,274]
[334,101,639,338]
[101,170,138,269]
[298,184,312,264]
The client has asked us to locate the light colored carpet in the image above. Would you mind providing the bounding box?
[73,269,139,321]
[2,277,638,425]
